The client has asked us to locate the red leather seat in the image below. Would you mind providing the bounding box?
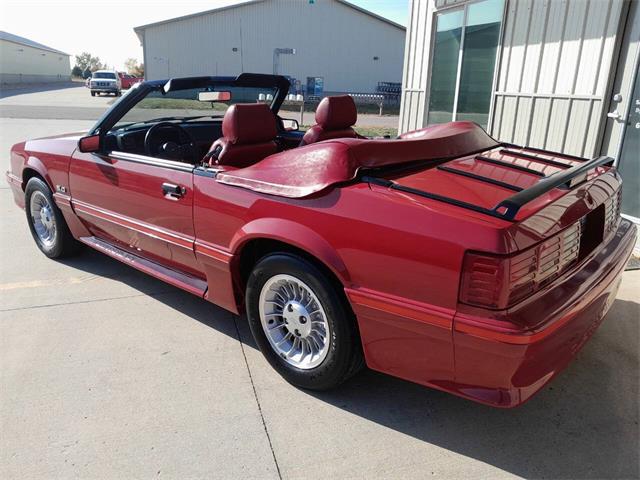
[300,95,362,146]
[206,103,278,168]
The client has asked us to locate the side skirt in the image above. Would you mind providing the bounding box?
[78,236,207,298]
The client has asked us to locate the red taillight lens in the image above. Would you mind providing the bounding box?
[460,222,582,309]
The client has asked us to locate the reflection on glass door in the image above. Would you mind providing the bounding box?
[617,68,640,219]
[426,10,463,125]
[427,0,504,128]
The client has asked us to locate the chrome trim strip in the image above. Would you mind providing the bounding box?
[106,151,195,172]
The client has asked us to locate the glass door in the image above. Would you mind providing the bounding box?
[426,0,505,129]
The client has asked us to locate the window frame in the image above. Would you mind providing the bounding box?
[425,0,507,129]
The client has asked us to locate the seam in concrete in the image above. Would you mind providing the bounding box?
[0,290,174,313]
[232,314,283,480]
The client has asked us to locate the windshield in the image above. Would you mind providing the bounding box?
[94,72,116,79]
[111,84,278,131]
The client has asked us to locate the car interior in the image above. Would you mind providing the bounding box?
[103,95,362,170]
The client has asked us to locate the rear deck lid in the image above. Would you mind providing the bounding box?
[373,146,613,222]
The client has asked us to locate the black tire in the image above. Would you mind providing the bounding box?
[246,253,364,390]
[24,177,81,259]
[91,91,95,97]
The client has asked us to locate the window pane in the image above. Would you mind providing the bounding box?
[456,0,504,128]
[427,10,464,125]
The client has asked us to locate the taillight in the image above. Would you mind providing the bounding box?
[460,222,582,309]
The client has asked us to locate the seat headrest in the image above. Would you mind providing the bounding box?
[222,103,278,145]
[315,95,357,130]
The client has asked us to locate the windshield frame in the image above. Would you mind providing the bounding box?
[89,73,290,136]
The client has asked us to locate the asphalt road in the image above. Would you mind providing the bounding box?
[1,86,639,479]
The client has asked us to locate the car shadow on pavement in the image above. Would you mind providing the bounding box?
[60,249,640,480]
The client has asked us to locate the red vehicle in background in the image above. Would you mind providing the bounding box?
[118,72,142,89]
[5,74,636,408]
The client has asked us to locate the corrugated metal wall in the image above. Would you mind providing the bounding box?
[140,0,406,93]
[400,0,627,158]
[491,0,625,157]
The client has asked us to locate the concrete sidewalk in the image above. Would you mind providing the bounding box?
[1,115,638,479]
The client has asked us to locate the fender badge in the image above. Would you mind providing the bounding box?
[55,185,67,193]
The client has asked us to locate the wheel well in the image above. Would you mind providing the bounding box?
[22,168,46,190]
[236,238,348,307]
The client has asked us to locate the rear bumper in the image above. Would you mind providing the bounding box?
[452,219,637,407]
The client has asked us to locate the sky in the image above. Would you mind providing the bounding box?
[0,0,408,71]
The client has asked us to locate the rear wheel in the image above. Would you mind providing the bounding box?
[91,91,95,97]
[246,253,363,390]
[25,177,80,258]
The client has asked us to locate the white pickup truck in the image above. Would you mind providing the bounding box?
[89,70,121,97]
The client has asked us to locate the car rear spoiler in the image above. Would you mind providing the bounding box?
[363,150,615,222]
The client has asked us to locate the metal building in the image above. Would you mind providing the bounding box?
[399,0,639,221]
[134,0,406,94]
[0,31,71,84]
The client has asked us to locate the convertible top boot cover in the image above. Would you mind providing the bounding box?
[216,121,500,198]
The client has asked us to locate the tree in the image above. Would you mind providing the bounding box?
[82,67,92,79]
[71,66,83,77]
[75,52,104,72]
[124,58,144,78]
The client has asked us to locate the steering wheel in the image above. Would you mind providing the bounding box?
[144,122,196,162]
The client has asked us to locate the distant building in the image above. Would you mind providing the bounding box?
[0,31,71,84]
[399,0,640,222]
[134,0,406,94]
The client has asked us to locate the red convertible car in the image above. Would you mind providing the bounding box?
[6,74,636,407]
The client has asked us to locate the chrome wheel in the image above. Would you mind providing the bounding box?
[258,274,331,370]
[29,190,57,248]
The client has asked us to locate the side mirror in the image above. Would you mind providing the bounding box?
[281,118,300,131]
[78,135,100,153]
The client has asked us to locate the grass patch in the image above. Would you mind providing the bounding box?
[281,103,400,116]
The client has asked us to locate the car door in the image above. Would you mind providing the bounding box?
[69,149,203,279]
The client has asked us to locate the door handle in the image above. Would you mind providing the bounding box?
[162,182,186,199]
[607,111,625,121]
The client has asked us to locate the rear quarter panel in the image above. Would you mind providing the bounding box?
[193,177,511,387]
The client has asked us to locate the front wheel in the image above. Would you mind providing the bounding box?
[90,91,96,97]
[245,253,363,390]
[25,177,80,258]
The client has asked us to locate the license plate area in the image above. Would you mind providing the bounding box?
[578,204,605,260]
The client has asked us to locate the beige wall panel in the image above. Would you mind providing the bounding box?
[545,98,571,151]
[498,96,518,141]
[563,99,592,155]
[528,97,552,147]
[536,0,569,94]
[513,96,533,145]
[504,0,533,92]
[574,0,610,95]
[519,0,548,93]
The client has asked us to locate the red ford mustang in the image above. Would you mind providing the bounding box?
[6,74,636,407]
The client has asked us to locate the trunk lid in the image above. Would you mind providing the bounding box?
[372,145,615,223]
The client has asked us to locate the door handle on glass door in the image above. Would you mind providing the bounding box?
[162,183,186,199]
[607,111,625,121]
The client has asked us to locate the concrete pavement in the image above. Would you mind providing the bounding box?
[0,87,638,479]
